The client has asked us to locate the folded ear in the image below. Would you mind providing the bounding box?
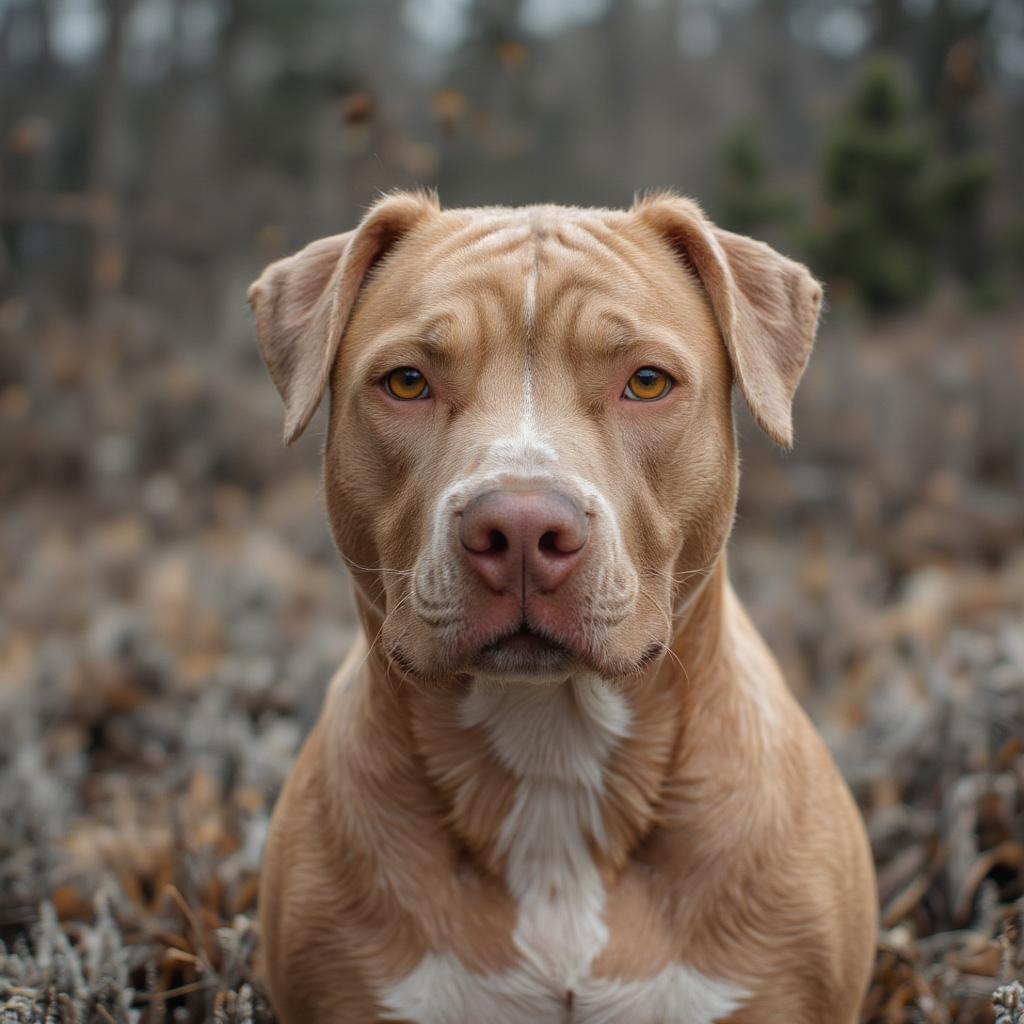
[633,192,822,448]
[248,190,438,444]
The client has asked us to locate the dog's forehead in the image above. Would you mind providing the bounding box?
[412,204,648,278]
[367,203,717,356]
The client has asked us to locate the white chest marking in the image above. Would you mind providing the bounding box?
[379,953,747,1024]
[572,967,749,1023]
[379,952,557,1024]
[462,677,629,985]
[378,677,749,1022]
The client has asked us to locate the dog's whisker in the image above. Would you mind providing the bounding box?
[640,563,716,585]
[353,591,413,683]
[342,556,415,577]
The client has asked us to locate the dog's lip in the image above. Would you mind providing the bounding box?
[469,619,576,676]
[478,620,568,655]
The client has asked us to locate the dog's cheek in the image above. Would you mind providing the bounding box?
[619,403,737,616]
[324,388,433,560]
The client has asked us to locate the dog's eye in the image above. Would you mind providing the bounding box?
[623,367,671,402]
[385,367,430,400]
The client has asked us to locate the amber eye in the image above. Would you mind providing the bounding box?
[624,367,671,402]
[385,367,430,400]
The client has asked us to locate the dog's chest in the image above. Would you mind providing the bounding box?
[380,951,748,1024]
[378,679,748,1023]
[469,677,627,989]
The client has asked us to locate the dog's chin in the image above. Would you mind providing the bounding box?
[471,626,578,683]
[388,620,668,686]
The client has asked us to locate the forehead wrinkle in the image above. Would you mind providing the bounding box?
[431,221,531,274]
[545,283,593,360]
[534,223,717,344]
[425,215,517,263]
[571,217,652,281]
[454,271,525,360]
[568,305,637,362]
[428,255,529,304]
[463,222,531,258]
[550,222,616,271]
[532,259,644,341]
[536,231,650,302]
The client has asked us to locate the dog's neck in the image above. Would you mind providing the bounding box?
[363,558,741,878]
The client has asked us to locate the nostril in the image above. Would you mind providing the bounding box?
[538,521,588,556]
[538,530,560,555]
[487,529,509,555]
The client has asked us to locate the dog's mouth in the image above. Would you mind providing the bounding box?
[472,621,574,679]
[389,613,665,684]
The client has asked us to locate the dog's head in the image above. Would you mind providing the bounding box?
[249,192,821,684]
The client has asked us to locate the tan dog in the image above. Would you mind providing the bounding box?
[249,191,877,1024]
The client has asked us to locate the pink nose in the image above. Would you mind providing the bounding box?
[459,490,589,595]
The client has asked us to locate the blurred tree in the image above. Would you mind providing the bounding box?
[812,56,938,312]
[1004,218,1024,280]
[869,0,1001,296]
[934,144,999,302]
[87,0,131,307]
[923,1,997,295]
[714,120,795,237]
[811,54,995,314]
[0,0,1018,320]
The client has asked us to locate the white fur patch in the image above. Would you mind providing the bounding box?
[462,677,629,984]
[378,952,558,1023]
[485,367,559,466]
[378,955,747,1024]
[524,256,538,327]
[574,966,749,1023]
[379,677,748,1022]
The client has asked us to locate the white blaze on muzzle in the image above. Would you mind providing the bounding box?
[485,368,559,470]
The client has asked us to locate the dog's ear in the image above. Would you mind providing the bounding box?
[633,192,822,448]
[248,190,438,444]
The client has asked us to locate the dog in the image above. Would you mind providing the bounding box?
[248,191,877,1023]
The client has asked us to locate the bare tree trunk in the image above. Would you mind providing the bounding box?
[87,0,131,309]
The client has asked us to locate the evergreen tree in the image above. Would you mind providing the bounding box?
[812,56,938,312]
[715,120,795,238]
[811,55,995,313]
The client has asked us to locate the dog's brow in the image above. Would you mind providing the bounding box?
[358,316,467,380]
[415,331,462,367]
[399,329,465,369]
[574,324,700,387]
